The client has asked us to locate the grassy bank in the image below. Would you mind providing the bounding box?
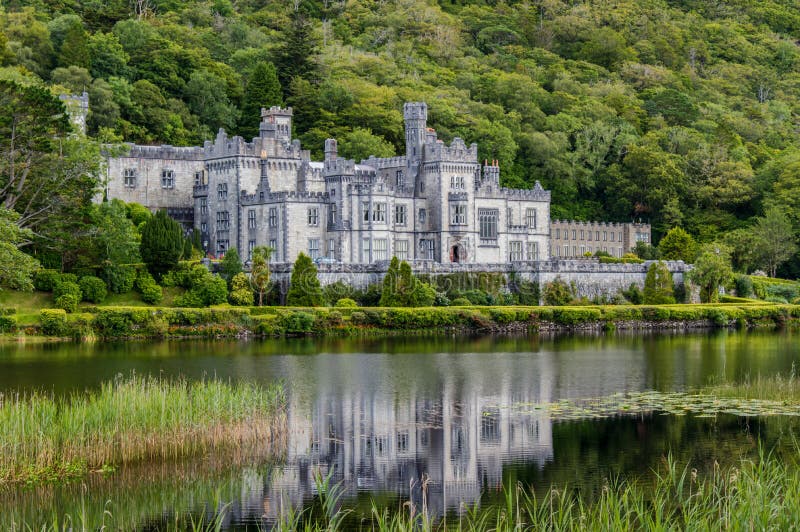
[0,376,286,484]
[1,302,799,341]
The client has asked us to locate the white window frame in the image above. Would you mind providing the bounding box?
[395,239,409,260]
[374,238,388,261]
[509,241,523,262]
[161,169,175,189]
[307,207,319,226]
[308,238,320,260]
[123,168,137,188]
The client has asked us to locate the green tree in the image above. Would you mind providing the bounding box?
[287,252,324,306]
[658,227,698,263]
[219,247,242,287]
[689,245,734,303]
[239,62,282,139]
[58,24,89,68]
[87,32,129,79]
[229,272,254,306]
[338,128,396,162]
[750,207,797,278]
[249,246,273,306]
[543,277,574,306]
[274,10,319,93]
[643,261,675,304]
[0,208,39,291]
[139,210,184,280]
[379,256,400,306]
[185,69,238,134]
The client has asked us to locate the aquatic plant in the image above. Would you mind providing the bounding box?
[0,375,286,484]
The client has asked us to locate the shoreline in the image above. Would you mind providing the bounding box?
[1,303,797,343]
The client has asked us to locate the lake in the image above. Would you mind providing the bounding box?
[2,330,800,528]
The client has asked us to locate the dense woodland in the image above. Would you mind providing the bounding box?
[1,0,800,278]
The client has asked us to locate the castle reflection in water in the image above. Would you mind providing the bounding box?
[227,342,662,523]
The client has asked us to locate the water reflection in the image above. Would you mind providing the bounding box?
[2,330,800,528]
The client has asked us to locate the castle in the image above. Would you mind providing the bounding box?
[104,102,649,265]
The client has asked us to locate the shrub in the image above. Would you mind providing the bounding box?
[0,308,15,333]
[324,281,356,305]
[334,298,358,308]
[461,289,494,306]
[280,311,315,333]
[53,281,82,302]
[174,266,228,307]
[734,274,753,298]
[101,263,136,294]
[542,278,574,306]
[78,276,107,303]
[229,272,254,306]
[643,262,675,304]
[621,283,643,304]
[54,293,80,313]
[33,269,61,292]
[451,297,471,306]
[39,309,67,336]
[135,271,163,305]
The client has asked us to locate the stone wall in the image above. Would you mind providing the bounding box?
[267,259,690,301]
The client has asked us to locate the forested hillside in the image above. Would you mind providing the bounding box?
[2,0,800,273]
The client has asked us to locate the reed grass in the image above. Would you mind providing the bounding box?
[0,375,286,484]
[703,366,800,402]
[272,449,800,531]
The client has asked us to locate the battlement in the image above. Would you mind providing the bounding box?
[125,144,205,160]
[482,162,500,183]
[500,181,550,201]
[363,155,406,169]
[403,102,427,121]
[261,106,293,118]
[551,219,649,229]
[425,137,479,163]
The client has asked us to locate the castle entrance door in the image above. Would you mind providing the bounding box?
[450,244,466,263]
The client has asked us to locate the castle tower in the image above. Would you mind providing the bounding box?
[404,102,427,185]
[260,106,293,142]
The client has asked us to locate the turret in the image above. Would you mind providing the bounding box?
[260,106,293,141]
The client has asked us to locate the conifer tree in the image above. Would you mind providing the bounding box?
[379,256,400,306]
[140,210,184,280]
[240,62,282,139]
[274,10,319,93]
[219,247,243,287]
[643,261,675,304]
[287,252,323,306]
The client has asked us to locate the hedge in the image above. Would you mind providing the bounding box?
[0,307,16,333]
[27,303,800,340]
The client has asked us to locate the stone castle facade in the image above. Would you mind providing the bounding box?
[105,101,649,266]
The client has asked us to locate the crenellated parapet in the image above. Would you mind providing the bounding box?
[362,155,407,169]
[425,137,479,163]
[123,144,205,160]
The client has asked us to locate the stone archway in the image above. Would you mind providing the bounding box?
[450,243,467,263]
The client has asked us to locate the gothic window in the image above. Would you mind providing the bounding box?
[361,238,371,262]
[248,240,255,259]
[618,231,623,242]
[396,170,404,188]
[374,238,388,261]
[269,239,278,261]
[363,202,370,222]
[394,204,406,225]
[636,232,649,243]
[451,204,466,225]
[610,232,615,242]
[580,230,584,240]
[269,207,277,227]
[418,208,426,224]
[526,242,538,260]
[329,203,337,225]
[478,208,498,240]
[161,169,175,189]
[395,239,409,260]
[603,231,608,241]
[328,239,336,258]
[248,209,256,229]
[308,239,320,260]
[587,230,592,241]
[526,208,537,229]
[216,211,230,230]
[572,230,577,240]
[509,241,523,262]
[373,203,386,223]
[217,183,228,200]
[307,207,319,226]
[123,168,137,188]
[200,198,208,215]
[200,222,207,233]
[450,175,465,189]
[555,229,560,240]
[420,239,435,260]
